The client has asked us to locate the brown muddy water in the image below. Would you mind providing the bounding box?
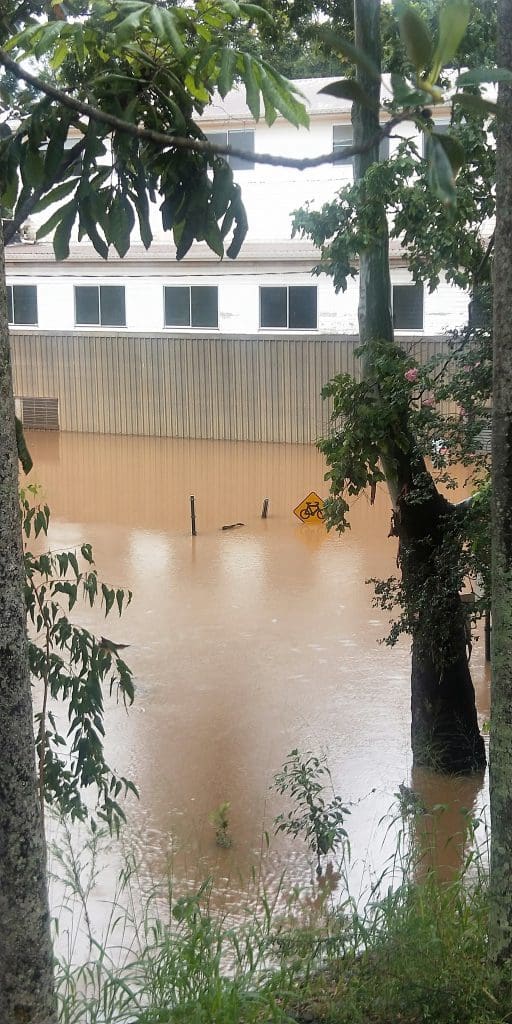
[25,432,490,951]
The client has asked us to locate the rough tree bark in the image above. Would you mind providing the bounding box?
[489,0,512,968]
[0,225,57,1022]
[353,0,485,772]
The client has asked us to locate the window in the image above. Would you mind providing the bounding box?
[333,125,389,166]
[333,124,354,166]
[164,286,218,328]
[205,130,255,170]
[260,286,317,329]
[75,285,126,327]
[7,285,38,325]
[392,284,424,330]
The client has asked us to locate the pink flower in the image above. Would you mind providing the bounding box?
[405,368,419,383]
[422,397,435,408]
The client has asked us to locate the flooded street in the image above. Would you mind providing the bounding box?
[26,432,490,938]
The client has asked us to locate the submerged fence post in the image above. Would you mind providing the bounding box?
[190,495,197,537]
[261,498,269,519]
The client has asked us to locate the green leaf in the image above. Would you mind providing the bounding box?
[426,133,456,205]
[33,180,78,216]
[115,9,146,44]
[102,584,116,616]
[239,2,273,22]
[430,0,471,83]
[319,79,378,110]
[218,0,239,14]
[242,53,261,120]
[43,121,68,183]
[149,6,186,58]
[259,65,308,128]
[204,219,224,258]
[218,48,237,99]
[390,74,431,106]
[313,26,380,81]
[81,543,94,564]
[37,198,75,240]
[52,203,77,260]
[21,147,44,188]
[433,131,465,176]
[109,194,132,258]
[398,6,433,74]
[456,67,512,86]
[452,92,498,116]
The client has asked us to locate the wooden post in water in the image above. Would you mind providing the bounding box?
[190,495,197,536]
[261,498,269,519]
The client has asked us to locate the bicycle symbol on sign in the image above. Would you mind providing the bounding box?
[299,500,324,522]
[293,491,325,524]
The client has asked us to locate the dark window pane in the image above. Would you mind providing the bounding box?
[228,130,255,170]
[75,286,99,325]
[164,287,190,327]
[100,285,125,326]
[434,121,451,134]
[12,285,38,325]
[260,287,287,328]
[7,286,13,324]
[191,286,218,328]
[289,286,317,329]
[393,284,424,330]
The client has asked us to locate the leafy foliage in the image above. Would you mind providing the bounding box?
[319,326,492,655]
[0,0,309,261]
[21,484,137,834]
[273,749,350,874]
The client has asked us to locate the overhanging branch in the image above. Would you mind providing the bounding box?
[0,48,409,171]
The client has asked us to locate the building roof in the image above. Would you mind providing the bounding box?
[4,237,408,267]
[201,78,354,123]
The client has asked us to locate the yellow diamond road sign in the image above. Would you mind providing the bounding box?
[293,491,325,524]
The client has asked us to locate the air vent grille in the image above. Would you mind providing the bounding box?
[21,396,59,431]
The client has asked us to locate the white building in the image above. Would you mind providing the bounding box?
[5,78,468,339]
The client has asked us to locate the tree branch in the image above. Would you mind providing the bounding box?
[0,47,409,170]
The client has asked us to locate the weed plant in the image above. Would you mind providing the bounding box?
[50,801,509,1024]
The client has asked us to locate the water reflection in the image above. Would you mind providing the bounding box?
[26,431,489,936]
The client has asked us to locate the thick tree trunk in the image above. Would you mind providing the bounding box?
[489,0,512,968]
[353,0,485,774]
[0,227,57,1021]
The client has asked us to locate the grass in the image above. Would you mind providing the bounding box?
[49,803,512,1024]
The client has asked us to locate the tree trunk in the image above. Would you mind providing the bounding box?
[353,0,485,773]
[489,0,512,968]
[0,226,57,1021]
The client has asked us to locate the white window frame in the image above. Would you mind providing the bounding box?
[205,129,255,170]
[333,124,390,167]
[74,284,126,328]
[259,285,318,331]
[392,283,424,332]
[163,285,219,330]
[7,284,38,326]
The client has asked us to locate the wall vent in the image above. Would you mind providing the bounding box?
[20,396,59,431]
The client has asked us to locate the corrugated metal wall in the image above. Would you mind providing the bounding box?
[10,332,451,444]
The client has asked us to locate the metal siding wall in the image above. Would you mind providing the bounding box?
[10,332,452,444]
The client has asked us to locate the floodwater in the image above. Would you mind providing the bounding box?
[25,432,490,943]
